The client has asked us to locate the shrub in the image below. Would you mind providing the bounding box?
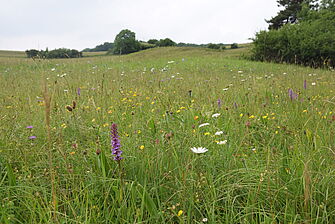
[252,9,335,68]
[207,43,220,49]
[25,48,82,59]
[156,38,176,47]
[231,43,238,49]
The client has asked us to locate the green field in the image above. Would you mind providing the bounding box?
[1,47,335,223]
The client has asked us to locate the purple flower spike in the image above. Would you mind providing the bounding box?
[77,88,81,96]
[217,98,222,109]
[303,80,307,90]
[288,88,298,100]
[29,136,36,139]
[26,126,33,129]
[110,123,123,161]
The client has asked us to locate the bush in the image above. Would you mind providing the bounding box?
[156,38,176,47]
[25,48,82,59]
[252,10,335,68]
[207,43,220,49]
[207,43,225,50]
[231,43,238,49]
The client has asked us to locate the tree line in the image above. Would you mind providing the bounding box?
[25,48,82,59]
[84,30,238,55]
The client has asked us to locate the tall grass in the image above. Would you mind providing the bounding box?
[0,47,334,223]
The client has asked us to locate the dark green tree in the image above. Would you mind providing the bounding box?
[25,49,39,58]
[112,29,140,55]
[157,38,176,47]
[266,0,317,30]
[147,39,159,45]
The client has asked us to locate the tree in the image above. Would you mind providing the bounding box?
[25,49,39,58]
[112,29,140,55]
[266,0,317,30]
[157,38,176,47]
[147,39,159,45]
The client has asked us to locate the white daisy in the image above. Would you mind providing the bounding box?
[217,140,227,145]
[214,131,224,136]
[190,147,208,154]
[199,123,210,128]
[212,113,220,118]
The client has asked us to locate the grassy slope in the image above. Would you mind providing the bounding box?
[0,47,334,223]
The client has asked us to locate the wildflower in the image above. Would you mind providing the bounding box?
[212,113,220,118]
[202,218,208,222]
[110,123,123,161]
[194,116,199,120]
[303,80,307,89]
[190,147,208,154]
[204,132,210,136]
[77,88,81,96]
[177,210,183,216]
[139,145,145,150]
[29,136,36,139]
[288,88,298,100]
[217,140,227,145]
[311,82,316,86]
[199,123,210,128]
[26,126,33,129]
[217,98,222,108]
[214,131,224,136]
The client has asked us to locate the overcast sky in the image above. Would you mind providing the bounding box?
[0,0,279,51]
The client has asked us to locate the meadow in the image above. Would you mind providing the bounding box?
[0,46,335,223]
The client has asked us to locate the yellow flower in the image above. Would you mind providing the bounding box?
[240,113,244,117]
[137,130,141,134]
[103,123,109,127]
[151,101,155,105]
[139,145,145,150]
[69,151,75,155]
[303,110,308,113]
[262,115,268,119]
[204,132,210,136]
[61,123,67,128]
[108,110,113,114]
[194,116,199,120]
[177,210,183,217]
[176,110,181,113]
[96,107,101,111]
[249,115,255,119]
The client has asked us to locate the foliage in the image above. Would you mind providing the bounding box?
[147,39,158,45]
[25,48,82,59]
[207,43,226,50]
[266,0,318,30]
[156,38,176,47]
[25,49,39,58]
[230,43,239,49]
[139,42,156,50]
[111,29,140,55]
[83,42,114,52]
[253,8,335,68]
